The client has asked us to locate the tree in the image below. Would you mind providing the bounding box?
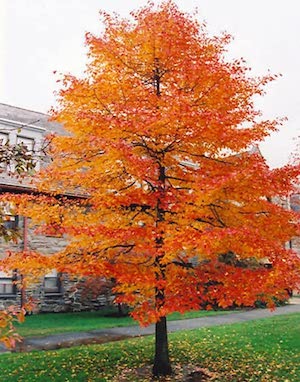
[5,2,300,376]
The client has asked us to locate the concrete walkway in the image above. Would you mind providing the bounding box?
[2,298,300,354]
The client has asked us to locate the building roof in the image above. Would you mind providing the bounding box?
[0,103,64,136]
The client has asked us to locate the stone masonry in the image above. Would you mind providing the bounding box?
[0,103,112,313]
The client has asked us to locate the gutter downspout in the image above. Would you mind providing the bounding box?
[20,216,28,309]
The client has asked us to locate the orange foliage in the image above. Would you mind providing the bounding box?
[0,306,25,349]
[3,2,300,329]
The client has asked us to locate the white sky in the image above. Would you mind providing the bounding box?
[1,0,299,168]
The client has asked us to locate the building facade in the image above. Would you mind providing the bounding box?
[0,104,110,312]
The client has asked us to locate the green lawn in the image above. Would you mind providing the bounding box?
[2,313,299,381]
[16,307,237,337]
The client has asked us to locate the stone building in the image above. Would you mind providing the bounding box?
[0,103,110,312]
[289,192,300,256]
[274,192,300,255]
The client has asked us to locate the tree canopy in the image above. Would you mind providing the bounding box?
[2,1,300,375]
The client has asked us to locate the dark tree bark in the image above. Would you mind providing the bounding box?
[152,69,172,376]
[117,302,128,316]
[152,316,172,376]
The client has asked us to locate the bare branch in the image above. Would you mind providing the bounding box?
[172,260,195,269]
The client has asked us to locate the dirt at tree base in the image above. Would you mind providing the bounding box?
[114,364,219,381]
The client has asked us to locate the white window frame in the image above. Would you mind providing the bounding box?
[0,271,16,295]
[44,270,61,294]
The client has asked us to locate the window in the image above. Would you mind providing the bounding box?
[44,270,61,294]
[0,202,19,230]
[0,271,16,295]
[0,132,9,172]
[0,132,9,145]
[3,215,19,230]
[290,194,300,212]
[16,135,37,172]
[16,136,35,153]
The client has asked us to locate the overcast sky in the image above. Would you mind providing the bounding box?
[1,0,299,168]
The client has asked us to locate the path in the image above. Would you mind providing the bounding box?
[1,298,300,354]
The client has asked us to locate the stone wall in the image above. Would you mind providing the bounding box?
[0,104,113,313]
[0,217,112,312]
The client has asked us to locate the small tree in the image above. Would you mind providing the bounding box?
[6,2,300,376]
[0,137,39,346]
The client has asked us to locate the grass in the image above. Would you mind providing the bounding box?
[2,313,299,381]
[16,307,237,338]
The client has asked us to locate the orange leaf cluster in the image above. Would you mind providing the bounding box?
[0,306,25,349]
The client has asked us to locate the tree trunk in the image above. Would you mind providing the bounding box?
[152,316,172,376]
[117,302,128,316]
